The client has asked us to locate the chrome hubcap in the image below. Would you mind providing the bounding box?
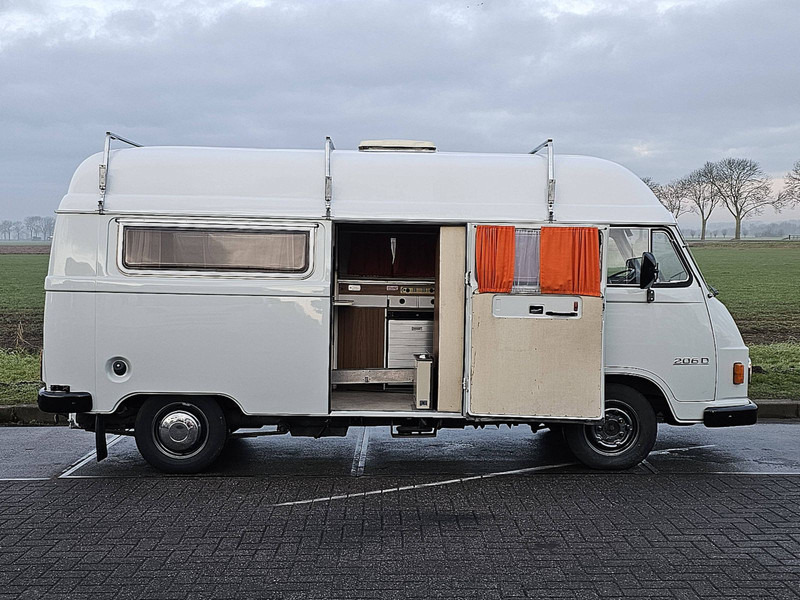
[585,404,638,454]
[157,410,202,453]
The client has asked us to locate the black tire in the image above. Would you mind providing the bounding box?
[135,397,227,474]
[563,384,657,470]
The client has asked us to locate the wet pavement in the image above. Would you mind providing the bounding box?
[0,423,798,599]
[1,422,799,481]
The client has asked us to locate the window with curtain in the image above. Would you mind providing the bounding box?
[122,227,310,273]
[512,228,540,293]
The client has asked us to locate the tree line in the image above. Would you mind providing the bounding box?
[644,159,800,239]
[681,219,800,240]
[0,216,56,241]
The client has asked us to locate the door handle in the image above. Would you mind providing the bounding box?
[529,305,544,314]
[545,311,578,317]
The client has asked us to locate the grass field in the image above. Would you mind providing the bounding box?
[689,242,800,345]
[689,242,800,400]
[0,349,40,406]
[0,243,798,404]
[0,254,48,350]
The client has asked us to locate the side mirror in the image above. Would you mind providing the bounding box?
[639,251,658,302]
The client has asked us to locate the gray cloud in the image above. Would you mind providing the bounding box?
[1,0,799,221]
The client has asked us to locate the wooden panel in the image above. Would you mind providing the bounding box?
[435,226,466,413]
[336,307,385,369]
[468,294,603,418]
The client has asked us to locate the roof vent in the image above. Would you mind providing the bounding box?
[358,139,436,152]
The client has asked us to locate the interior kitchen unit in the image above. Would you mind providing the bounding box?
[330,224,465,414]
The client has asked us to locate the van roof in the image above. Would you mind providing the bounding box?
[61,146,674,224]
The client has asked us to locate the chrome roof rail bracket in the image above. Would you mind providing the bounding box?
[530,138,555,222]
[99,131,142,214]
[324,136,335,218]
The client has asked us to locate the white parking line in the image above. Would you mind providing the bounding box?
[640,459,658,474]
[0,477,51,482]
[650,444,717,455]
[706,471,800,475]
[58,435,124,478]
[271,461,579,507]
[354,427,369,477]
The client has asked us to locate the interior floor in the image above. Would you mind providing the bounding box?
[331,390,416,412]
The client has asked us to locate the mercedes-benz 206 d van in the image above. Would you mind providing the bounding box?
[38,133,757,473]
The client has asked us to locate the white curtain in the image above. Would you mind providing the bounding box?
[512,228,540,292]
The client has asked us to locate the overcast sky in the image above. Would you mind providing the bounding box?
[2,0,799,223]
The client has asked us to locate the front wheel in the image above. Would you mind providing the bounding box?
[135,397,227,474]
[563,384,657,470]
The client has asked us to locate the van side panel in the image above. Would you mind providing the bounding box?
[42,291,96,393]
[90,217,332,416]
[93,293,330,415]
[42,214,99,391]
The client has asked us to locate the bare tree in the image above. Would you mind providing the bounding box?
[24,216,43,239]
[781,160,800,204]
[0,220,11,240]
[709,158,777,239]
[10,221,23,240]
[662,180,691,220]
[641,176,661,196]
[41,216,56,239]
[642,176,690,218]
[682,163,720,240]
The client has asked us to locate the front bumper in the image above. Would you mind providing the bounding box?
[37,388,93,414]
[703,401,758,427]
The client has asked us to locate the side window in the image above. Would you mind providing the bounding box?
[122,226,311,274]
[607,228,649,285]
[652,231,689,283]
[607,227,690,286]
[512,228,540,293]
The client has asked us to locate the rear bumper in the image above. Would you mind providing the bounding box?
[37,388,93,414]
[703,401,758,428]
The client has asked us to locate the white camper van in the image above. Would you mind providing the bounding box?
[38,133,757,473]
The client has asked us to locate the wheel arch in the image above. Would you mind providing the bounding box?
[103,392,249,430]
[605,374,681,425]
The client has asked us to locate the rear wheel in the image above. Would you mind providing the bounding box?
[563,384,657,470]
[135,397,227,474]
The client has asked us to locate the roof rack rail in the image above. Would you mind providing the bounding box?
[324,136,334,218]
[530,138,555,222]
[98,131,142,214]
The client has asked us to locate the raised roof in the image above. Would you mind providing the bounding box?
[61,146,673,224]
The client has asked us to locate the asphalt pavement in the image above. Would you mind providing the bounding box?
[0,423,798,599]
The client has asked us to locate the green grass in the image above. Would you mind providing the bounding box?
[748,343,800,400]
[0,349,40,406]
[0,254,48,349]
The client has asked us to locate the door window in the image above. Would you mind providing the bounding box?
[607,227,691,286]
[652,231,689,283]
[607,228,649,285]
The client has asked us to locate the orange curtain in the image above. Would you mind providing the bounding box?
[540,227,601,297]
[475,225,515,293]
